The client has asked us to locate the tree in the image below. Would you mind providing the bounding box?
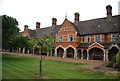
[37,34,54,54]
[28,37,38,54]
[37,34,54,76]
[116,50,120,68]
[12,35,30,53]
[2,15,19,49]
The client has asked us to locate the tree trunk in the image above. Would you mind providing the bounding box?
[39,52,42,76]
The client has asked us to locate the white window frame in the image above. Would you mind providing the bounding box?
[59,36,62,42]
[68,35,73,42]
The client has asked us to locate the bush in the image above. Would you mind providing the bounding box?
[106,61,114,67]
[116,50,120,68]
[106,55,116,68]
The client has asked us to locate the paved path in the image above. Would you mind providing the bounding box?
[2,52,108,69]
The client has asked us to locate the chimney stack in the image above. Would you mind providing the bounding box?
[106,5,112,21]
[106,5,112,15]
[52,18,57,26]
[24,25,28,30]
[74,12,79,24]
[36,22,40,29]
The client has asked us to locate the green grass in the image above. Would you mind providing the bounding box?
[2,53,118,79]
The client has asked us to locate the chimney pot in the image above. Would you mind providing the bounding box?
[52,18,57,26]
[106,5,112,15]
[36,22,40,29]
[24,25,28,30]
[74,12,80,24]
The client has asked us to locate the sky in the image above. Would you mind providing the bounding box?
[0,0,120,31]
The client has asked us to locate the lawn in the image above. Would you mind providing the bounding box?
[2,53,118,79]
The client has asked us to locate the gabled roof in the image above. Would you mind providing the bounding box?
[77,41,120,49]
[24,15,120,38]
[56,18,80,34]
[69,22,80,34]
[76,15,120,35]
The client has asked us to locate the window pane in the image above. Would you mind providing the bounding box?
[68,35,73,42]
[112,34,119,41]
[59,36,62,42]
[96,35,100,42]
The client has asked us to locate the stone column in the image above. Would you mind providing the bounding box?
[12,48,14,52]
[63,49,67,58]
[54,49,57,56]
[22,48,25,54]
[50,50,52,57]
[27,50,29,54]
[106,49,109,61]
[103,49,106,61]
[74,49,77,59]
[87,50,89,60]
[81,49,83,59]
[47,52,49,56]
[19,48,21,53]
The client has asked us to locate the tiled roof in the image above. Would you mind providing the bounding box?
[76,15,120,35]
[28,25,61,38]
[27,15,120,38]
[28,29,35,37]
[77,42,120,49]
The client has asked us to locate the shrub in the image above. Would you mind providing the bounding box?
[106,55,116,68]
[106,61,114,67]
[116,50,120,68]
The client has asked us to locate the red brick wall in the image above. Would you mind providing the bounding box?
[80,34,113,42]
[106,34,112,41]
[56,19,80,48]
[88,43,104,49]
[91,35,95,42]
[56,42,79,48]
[22,29,29,36]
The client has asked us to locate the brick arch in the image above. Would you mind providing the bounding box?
[109,44,120,50]
[66,45,76,50]
[88,42,104,51]
[56,45,65,50]
[57,47,64,57]
[66,47,75,58]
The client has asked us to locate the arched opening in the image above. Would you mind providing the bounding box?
[66,47,74,58]
[83,50,87,59]
[77,50,81,59]
[89,47,103,60]
[108,47,119,61]
[57,47,64,57]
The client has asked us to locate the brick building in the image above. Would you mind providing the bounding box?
[22,5,120,61]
